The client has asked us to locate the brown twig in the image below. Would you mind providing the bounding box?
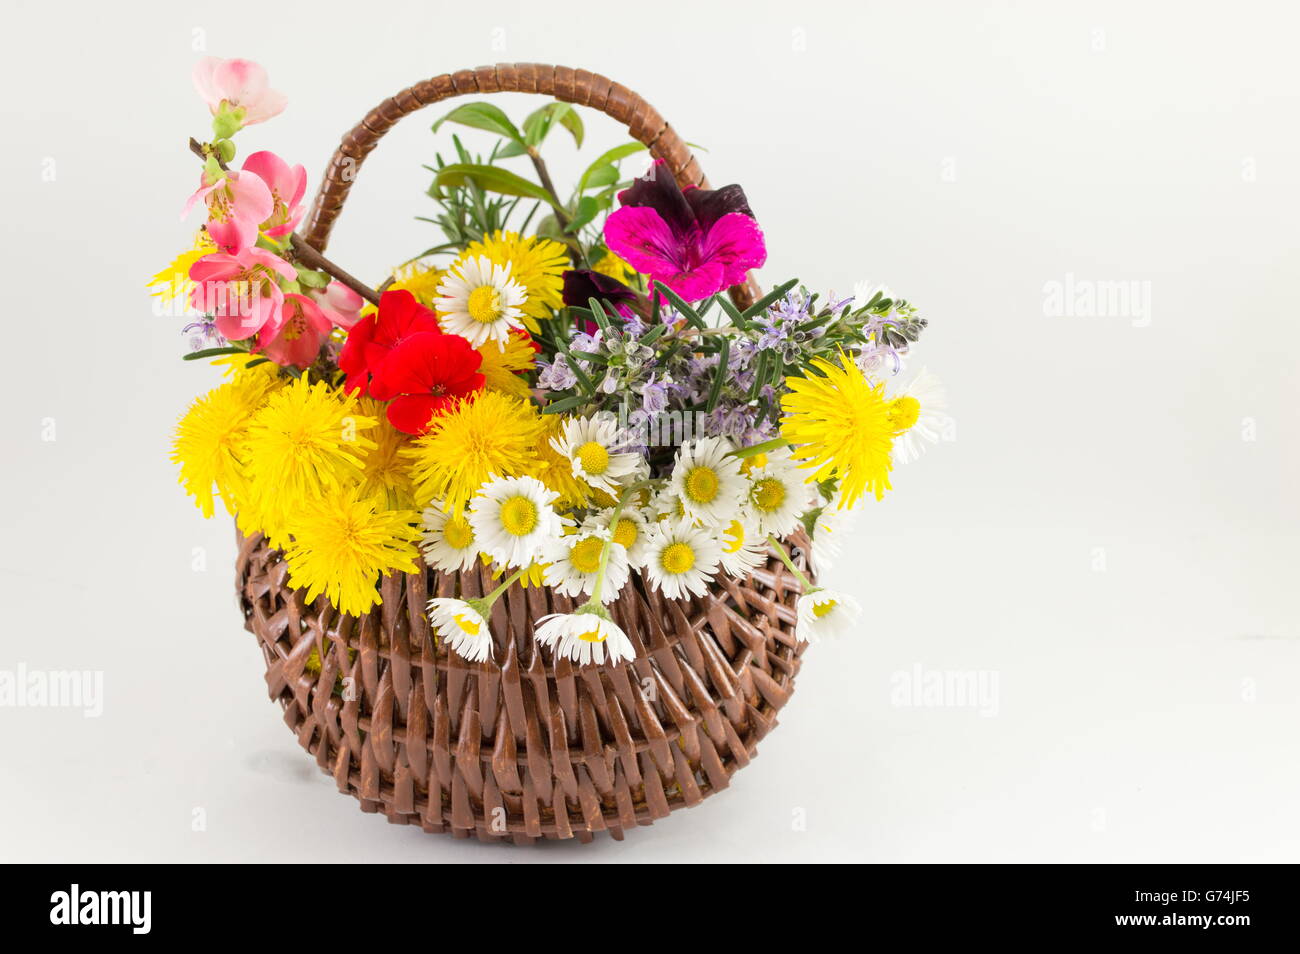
[289,234,381,306]
[527,147,584,268]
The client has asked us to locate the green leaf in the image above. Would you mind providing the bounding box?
[541,395,590,415]
[432,102,524,145]
[587,297,613,334]
[294,265,330,289]
[715,295,748,332]
[741,279,800,322]
[705,337,729,412]
[182,346,245,361]
[495,140,528,158]
[653,281,707,330]
[556,105,584,148]
[565,196,600,234]
[639,323,667,346]
[522,102,585,150]
[577,142,648,194]
[433,164,563,211]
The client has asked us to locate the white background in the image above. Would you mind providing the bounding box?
[1,0,1297,863]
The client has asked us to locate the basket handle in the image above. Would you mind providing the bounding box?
[302,63,760,308]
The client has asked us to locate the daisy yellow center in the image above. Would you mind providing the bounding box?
[722,519,745,554]
[660,542,695,575]
[751,477,786,513]
[576,440,610,475]
[683,466,719,504]
[443,516,474,550]
[499,496,538,536]
[454,613,481,636]
[568,536,605,574]
[812,600,837,619]
[467,285,503,324]
[888,396,921,432]
[578,627,606,643]
[612,518,639,549]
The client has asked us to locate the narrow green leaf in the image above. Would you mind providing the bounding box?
[741,278,800,322]
[182,346,245,361]
[748,349,769,400]
[432,102,524,144]
[653,281,706,330]
[715,295,748,331]
[705,337,729,412]
[434,164,563,211]
[587,297,613,334]
[639,323,667,346]
[541,395,590,415]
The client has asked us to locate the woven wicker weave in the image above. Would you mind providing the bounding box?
[235,64,809,843]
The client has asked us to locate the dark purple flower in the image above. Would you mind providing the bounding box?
[603,159,767,302]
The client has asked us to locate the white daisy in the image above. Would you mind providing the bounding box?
[650,487,691,526]
[887,367,950,465]
[534,610,636,666]
[717,518,768,578]
[541,530,630,603]
[795,588,863,642]
[582,506,652,569]
[742,458,814,538]
[428,597,493,662]
[549,414,642,496]
[468,475,563,569]
[643,521,722,600]
[668,435,745,527]
[434,255,527,350]
[419,501,480,573]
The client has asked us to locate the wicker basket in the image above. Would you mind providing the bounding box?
[234,64,812,844]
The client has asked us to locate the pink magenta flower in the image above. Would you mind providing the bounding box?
[241,151,306,238]
[257,294,332,368]
[308,281,365,330]
[192,57,287,126]
[183,168,272,253]
[603,159,767,302]
[188,247,296,341]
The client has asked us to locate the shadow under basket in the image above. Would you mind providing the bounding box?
[235,529,810,844]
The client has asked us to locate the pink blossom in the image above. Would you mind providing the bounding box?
[183,169,272,254]
[308,281,366,330]
[242,151,306,238]
[188,248,296,341]
[192,57,287,126]
[257,294,332,368]
[603,159,766,302]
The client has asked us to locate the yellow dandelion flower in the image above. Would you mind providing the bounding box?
[476,332,536,399]
[779,351,895,508]
[461,230,568,332]
[404,390,542,509]
[148,229,216,306]
[283,485,421,617]
[592,247,637,284]
[526,414,592,509]
[356,397,416,508]
[240,377,377,543]
[171,372,278,518]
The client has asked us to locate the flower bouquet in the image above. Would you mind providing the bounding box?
[165,59,946,841]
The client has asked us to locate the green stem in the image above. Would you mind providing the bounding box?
[589,480,650,604]
[731,437,791,460]
[481,565,529,607]
[766,535,817,592]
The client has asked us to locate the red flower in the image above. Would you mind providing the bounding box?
[338,289,441,395]
[370,332,484,434]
